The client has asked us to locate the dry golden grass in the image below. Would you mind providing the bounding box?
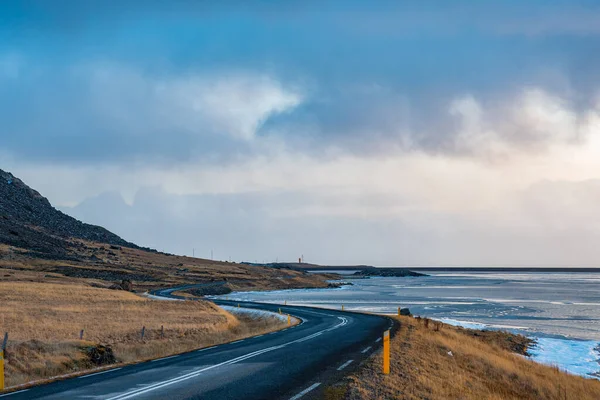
[0,240,330,293]
[0,282,287,388]
[346,316,600,400]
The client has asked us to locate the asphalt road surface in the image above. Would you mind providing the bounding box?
[1,287,392,400]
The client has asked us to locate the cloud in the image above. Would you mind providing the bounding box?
[3,1,600,166]
[1,63,302,164]
[4,2,600,266]
[60,176,600,266]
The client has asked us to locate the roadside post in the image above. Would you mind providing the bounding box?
[1,332,8,390]
[342,305,344,311]
[383,330,390,374]
[0,346,4,391]
[287,314,291,326]
[397,307,400,316]
[80,329,84,340]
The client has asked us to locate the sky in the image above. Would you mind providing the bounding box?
[2,1,600,266]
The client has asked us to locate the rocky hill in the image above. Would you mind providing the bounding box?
[0,168,138,258]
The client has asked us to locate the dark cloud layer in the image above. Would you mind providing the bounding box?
[2,1,600,166]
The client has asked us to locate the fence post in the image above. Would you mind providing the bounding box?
[342,305,344,311]
[141,326,146,340]
[1,332,7,391]
[160,325,164,339]
[80,329,84,340]
[383,330,390,374]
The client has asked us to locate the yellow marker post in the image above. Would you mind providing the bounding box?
[383,330,390,374]
[237,303,240,308]
[287,314,291,326]
[341,305,344,311]
[398,307,400,316]
[0,350,4,391]
[279,308,282,315]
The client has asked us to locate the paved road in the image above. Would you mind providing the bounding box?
[1,287,392,400]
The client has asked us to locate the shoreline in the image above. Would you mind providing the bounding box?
[213,282,600,380]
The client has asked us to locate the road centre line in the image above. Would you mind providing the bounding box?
[361,346,372,354]
[106,317,347,400]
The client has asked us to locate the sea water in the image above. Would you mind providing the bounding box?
[214,271,600,378]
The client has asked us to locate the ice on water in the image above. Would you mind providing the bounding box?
[215,271,600,378]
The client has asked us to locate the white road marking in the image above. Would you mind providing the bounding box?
[151,355,178,362]
[0,390,29,397]
[230,340,245,344]
[197,346,215,352]
[337,359,354,371]
[289,382,321,400]
[375,338,381,343]
[295,332,323,343]
[106,317,348,400]
[78,368,122,378]
[255,334,264,338]
[361,346,372,354]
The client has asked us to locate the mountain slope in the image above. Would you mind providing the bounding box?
[0,169,138,258]
[0,168,331,293]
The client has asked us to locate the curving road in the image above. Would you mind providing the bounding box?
[1,286,393,400]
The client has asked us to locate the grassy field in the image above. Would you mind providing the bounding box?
[341,316,600,400]
[0,241,331,293]
[0,281,288,388]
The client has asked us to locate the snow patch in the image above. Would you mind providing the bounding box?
[529,338,600,378]
[219,305,290,322]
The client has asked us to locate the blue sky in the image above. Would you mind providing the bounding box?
[3,1,600,265]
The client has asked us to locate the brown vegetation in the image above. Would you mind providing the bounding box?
[0,241,331,293]
[0,282,288,388]
[345,316,600,400]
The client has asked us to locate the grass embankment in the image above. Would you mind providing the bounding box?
[0,241,331,293]
[0,282,287,389]
[342,316,600,400]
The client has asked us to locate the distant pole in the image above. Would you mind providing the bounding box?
[193,248,195,257]
[80,329,84,340]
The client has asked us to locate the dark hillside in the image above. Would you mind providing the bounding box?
[0,169,138,257]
